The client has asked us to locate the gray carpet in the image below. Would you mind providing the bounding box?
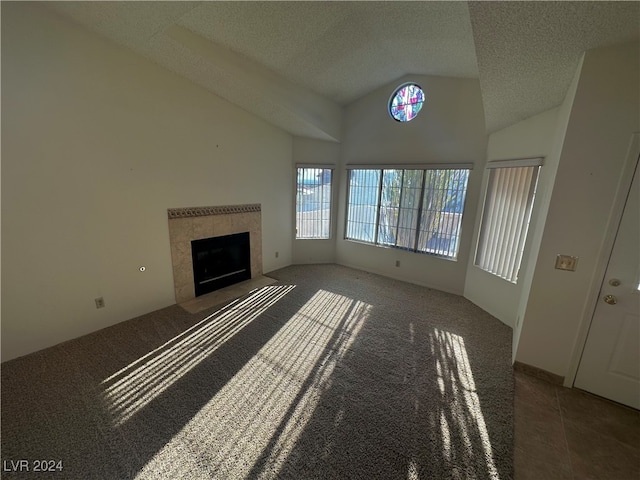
[1,264,514,479]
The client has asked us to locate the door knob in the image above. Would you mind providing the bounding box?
[603,294,617,305]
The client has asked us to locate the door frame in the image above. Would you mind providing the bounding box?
[565,132,640,389]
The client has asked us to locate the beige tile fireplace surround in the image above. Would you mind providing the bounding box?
[168,204,263,304]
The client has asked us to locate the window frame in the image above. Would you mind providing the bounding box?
[344,163,473,260]
[295,165,334,240]
[474,157,543,283]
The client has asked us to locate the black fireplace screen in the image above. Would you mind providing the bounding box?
[191,232,251,297]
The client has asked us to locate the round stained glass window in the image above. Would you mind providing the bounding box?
[389,83,425,122]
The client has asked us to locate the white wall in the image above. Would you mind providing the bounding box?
[292,137,340,264]
[165,25,342,142]
[335,75,487,295]
[515,41,640,377]
[1,3,294,361]
[464,107,560,328]
[511,59,584,361]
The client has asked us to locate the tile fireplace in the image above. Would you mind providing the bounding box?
[167,204,262,304]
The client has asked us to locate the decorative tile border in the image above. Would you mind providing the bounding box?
[168,204,261,219]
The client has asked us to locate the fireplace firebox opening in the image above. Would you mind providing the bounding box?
[191,232,251,297]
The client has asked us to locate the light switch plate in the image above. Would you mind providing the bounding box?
[555,254,578,271]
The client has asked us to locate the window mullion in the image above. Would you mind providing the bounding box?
[421,169,438,252]
[344,171,351,239]
[441,170,454,257]
[355,170,361,240]
[413,170,427,252]
[395,170,405,248]
[373,170,383,245]
[430,170,446,256]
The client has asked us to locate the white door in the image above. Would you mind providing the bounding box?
[574,139,640,409]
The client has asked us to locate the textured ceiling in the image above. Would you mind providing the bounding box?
[46,1,639,138]
[469,1,640,132]
[177,1,479,105]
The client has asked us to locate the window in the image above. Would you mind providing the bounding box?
[475,159,542,283]
[345,167,470,259]
[389,83,425,122]
[296,167,333,239]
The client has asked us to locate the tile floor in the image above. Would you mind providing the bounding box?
[514,370,640,479]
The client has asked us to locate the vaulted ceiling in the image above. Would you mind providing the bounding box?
[47,1,639,141]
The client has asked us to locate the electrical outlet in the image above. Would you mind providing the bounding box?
[395,260,400,267]
[95,297,105,309]
[275,251,279,258]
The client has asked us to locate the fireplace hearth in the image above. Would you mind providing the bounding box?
[192,232,251,297]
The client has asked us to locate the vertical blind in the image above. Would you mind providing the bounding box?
[475,159,542,283]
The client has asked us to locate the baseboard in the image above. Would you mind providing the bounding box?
[514,361,564,385]
[334,260,463,296]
